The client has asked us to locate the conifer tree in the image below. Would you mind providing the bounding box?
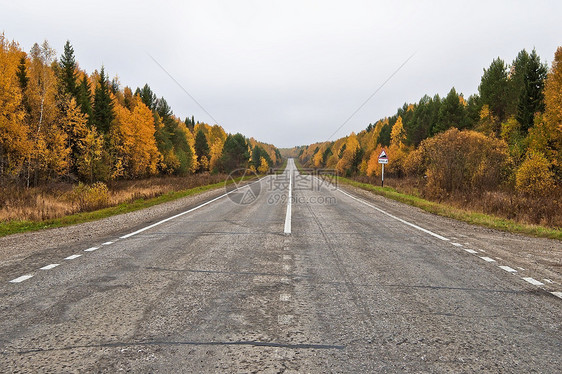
[58,40,78,98]
[517,49,548,133]
[92,66,114,133]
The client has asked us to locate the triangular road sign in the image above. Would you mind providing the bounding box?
[378,150,387,159]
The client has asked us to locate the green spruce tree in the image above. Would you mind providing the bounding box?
[517,49,548,133]
[92,66,114,133]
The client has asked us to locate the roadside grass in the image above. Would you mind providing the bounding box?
[336,176,562,240]
[0,179,236,238]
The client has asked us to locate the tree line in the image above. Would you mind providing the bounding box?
[0,34,282,187]
[297,47,561,197]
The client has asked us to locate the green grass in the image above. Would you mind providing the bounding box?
[0,179,237,238]
[337,176,562,240]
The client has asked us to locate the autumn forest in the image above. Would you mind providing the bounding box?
[0,35,282,186]
[1,32,561,231]
[295,47,562,227]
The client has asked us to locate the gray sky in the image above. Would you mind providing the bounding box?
[2,0,561,148]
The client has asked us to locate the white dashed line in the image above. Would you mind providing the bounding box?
[498,265,517,273]
[463,248,478,254]
[102,241,114,246]
[451,242,462,247]
[40,264,60,270]
[522,277,544,286]
[480,256,496,262]
[10,275,33,283]
[543,279,553,284]
[64,254,81,260]
[280,294,291,301]
[551,292,562,299]
[84,247,99,252]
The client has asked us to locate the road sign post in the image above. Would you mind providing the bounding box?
[378,150,388,187]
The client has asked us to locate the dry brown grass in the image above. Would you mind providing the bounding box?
[353,175,562,229]
[0,174,228,222]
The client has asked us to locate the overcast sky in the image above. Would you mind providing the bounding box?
[2,1,561,147]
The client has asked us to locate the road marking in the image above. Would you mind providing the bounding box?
[498,265,517,273]
[283,264,291,272]
[40,264,60,270]
[120,176,268,239]
[543,279,553,284]
[551,292,562,299]
[451,242,462,247]
[283,255,291,261]
[102,241,114,246]
[64,254,82,260]
[281,277,290,284]
[522,277,544,286]
[84,247,99,252]
[336,188,449,241]
[480,256,496,262]
[280,294,291,301]
[278,315,293,324]
[10,275,33,283]
[463,248,478,254]
[284,161,293,235]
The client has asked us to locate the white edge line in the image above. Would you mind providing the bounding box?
[480,256,496,262]
[463,248,478,254]
[64,254,82,260]
[335,186,449,241]
[120,176,268,239]
[40,264,60,270]
[10,274,33,283]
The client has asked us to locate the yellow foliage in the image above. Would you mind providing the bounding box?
[390,116,406,148]
[112,96,160,177]
[0,34,31,178]
[515,152,555,196]
[415,128,509,193]
[258,156,269,174]
[336,133,359,175]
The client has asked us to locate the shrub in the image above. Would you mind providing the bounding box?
[70,182,109,212]
[515,152,555,196]
[415,128,510,195]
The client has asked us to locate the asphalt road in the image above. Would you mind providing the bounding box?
[1,159,560,373]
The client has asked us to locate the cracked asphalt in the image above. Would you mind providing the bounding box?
[0,159,560,373]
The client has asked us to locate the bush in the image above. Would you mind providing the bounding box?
[414,128,510,195]
[515,152,555,196]
[70,182,109,212]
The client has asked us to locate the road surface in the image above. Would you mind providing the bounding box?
[1,159,560,372]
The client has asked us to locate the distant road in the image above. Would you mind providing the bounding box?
[1,158,560,372]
